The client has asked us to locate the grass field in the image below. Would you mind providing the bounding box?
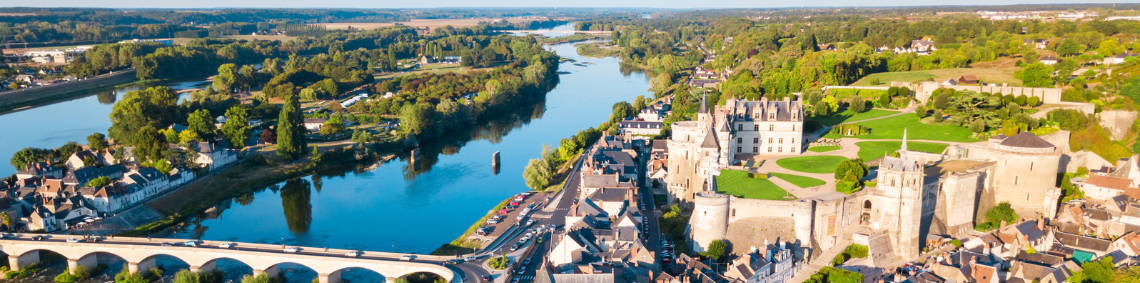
[808,146,841,152]
[716,170,795,200]
[770,172,827,188]
[823,115,976,142]
[776,155,849,174]
[850,67,1022,87]
[814,109,899,126]
[855,141,950,160]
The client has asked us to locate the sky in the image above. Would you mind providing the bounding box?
[7,0,1129,9]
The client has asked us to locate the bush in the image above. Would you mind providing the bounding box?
[1014,95,1028,106]
[836,180,862,194]
[1027,96,1041,106]
[915,105,926,118]
[702,239,728,261]
[805,267,863,283]
[870,78,881,85]
[950,239,962,247]
[487,255,510,270]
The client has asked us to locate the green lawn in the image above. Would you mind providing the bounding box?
[769,172,826,188]
[850,68,1022,87]
[813,109,899,126]
[855,141,950,160]
[822,115,976,142]
[776,155,849,174]
[716,170,795,200]
[808,146,841,152]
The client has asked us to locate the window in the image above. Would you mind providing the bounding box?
[791,147,796,152]
[753,138,759,143]
[779,138,784,144]
[754,125,759,131]
[737,147,742,153]
[1030,162,1034,171]
[738,124,743,131]
[768,138,773,143]
[779,147,783,153]
[791,138,795,144]
[768,147,772,152]
[793,125,796,131]
[737,138,742,143]
[753,147,758,153]
[769,125,774,131]
[1015,176,1019,185]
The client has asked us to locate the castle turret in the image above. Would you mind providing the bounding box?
[687,192,730,253]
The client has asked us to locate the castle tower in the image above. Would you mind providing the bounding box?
[871,134,926,260]
[687,192,730,253]
[697,94,712,128]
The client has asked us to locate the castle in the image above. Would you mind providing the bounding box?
[665,95,805,209]
[685,130,1063,264]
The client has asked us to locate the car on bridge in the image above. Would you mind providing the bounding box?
[219,243,236,249]
[184,241,198,247]
[344,251,360,257]
[284,247,300,253]
[66,238,80,243]
[445,259,461,265]
[400,255,415,261]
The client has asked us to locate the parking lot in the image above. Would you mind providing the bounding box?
[470,192,551,246]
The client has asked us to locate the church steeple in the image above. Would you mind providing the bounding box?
[698,94,709,114]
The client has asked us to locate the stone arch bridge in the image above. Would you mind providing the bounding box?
[0,234,459,283]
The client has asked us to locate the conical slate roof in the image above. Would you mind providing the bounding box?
[701,127,720,149]
[698,94,709,114]
[999,132,1054,149]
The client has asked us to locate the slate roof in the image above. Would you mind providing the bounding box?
[700,128,719,149]
[1000,132,1055,148]
[1054,232,1112,252]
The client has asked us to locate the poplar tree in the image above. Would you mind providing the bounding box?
[221,106,251,148]
[277,93,307,161]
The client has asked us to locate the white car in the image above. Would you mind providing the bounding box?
[344,251,360,257]
[526,220,536,226]
[66,238,80,243]
[400,255,415,261]
[219,243,236,249]
[184,241,198,247]
[284,247,300,253]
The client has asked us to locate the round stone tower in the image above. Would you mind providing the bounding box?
[687,192,730,253]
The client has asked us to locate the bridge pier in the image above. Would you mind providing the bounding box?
[253,266,279,278]
[318,272,341,283]
[129,256,156,274]
[68,255,97,274]
[7,251,38,272]
[190,261,216,273]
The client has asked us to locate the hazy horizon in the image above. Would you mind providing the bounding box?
[4,0,1134,9]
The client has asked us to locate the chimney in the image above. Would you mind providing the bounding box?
[1000,220,1007,230]
[1038,217,1045,230]
[649,271,655,282]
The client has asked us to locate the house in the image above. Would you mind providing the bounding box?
[618,119,664,136]
[304,118,327,131]
[420,55,436,64]
[66,150,102,170]
[441,56,462,64]
[190,141,238,171]
[16,162,63,181]
[1023,39,1050,50]
[958,75,980,85]
[724,243,803,283]
[1082,175,1134,201]
[1040,56,1060,65]
[123,167,170,199]
[1103,54,1136,65]
[911,39,936,55]
[15,74,36,83]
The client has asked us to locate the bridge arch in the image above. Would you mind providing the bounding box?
[260,261,319,282]
[327,266,386,283]
[200,257,254,277]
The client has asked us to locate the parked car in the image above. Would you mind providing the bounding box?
[344,251,360,257]
[219,243,236,249]
[516,268,525,275]
[184,241,198,247]
[284,247,300,253]
[510,201,520,206]
[66,238,80,243]
[400,255,415,261]
[526,219,536,226]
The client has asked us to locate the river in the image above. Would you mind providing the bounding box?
[2,24,651,282]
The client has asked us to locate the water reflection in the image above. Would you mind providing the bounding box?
[96,90,117,104]
[280,178,313,235]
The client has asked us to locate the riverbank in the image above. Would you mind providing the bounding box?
[575,42,620,58]
[0,69,136,113]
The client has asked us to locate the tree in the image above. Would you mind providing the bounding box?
[10,147,48,170]
[611,101,634,123]
[1056,39,1082,57]
[131,126,167,163]
[814,100,831,116]
[86,176,112,187]
[651,72,672,94]
[915,105,927,118]
[173,269,200,283]
[849,96,866,112]
[703,239,728,261]
[0,212,11,230]
[1020,62,1054,87]
[633,95,647,112]
[260,126,277,144]
[179,129,203,143]
[834,158,869,180]
[58,141,83,161]
[319,116,345,136]
[187,109,217,140]
[878,93,891,107]
[523,145,557,190]
[985,202,1019,225]
[933,92,950,109]
[213,63,238,93]
[277,93,307,161]
[240,273,273,283]
[86,132,109,152]
[221,106,251,148]
[109,87,178,145]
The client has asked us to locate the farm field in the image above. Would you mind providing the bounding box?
[850,67,1021,87]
